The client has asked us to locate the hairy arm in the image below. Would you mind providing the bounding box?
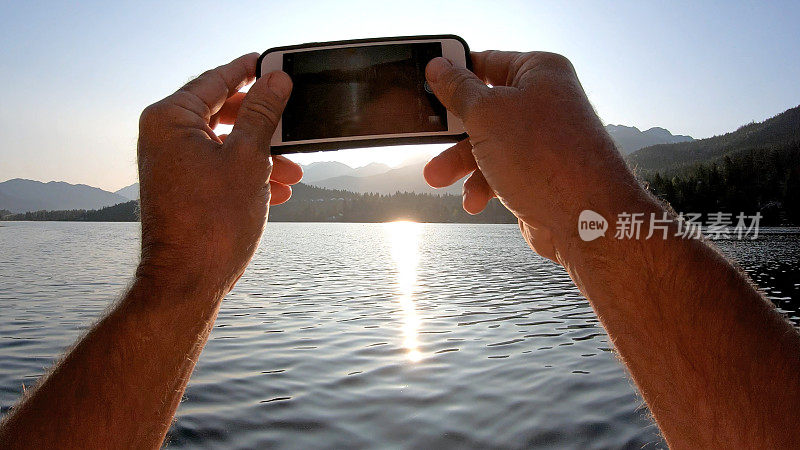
[423,50,800,448]
[0,53,301,448]
[561,182,800,448]
[0,277,225,447]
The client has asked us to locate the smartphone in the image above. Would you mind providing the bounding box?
[257,35,470,154]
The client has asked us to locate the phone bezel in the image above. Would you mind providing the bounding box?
[257,34,471,154]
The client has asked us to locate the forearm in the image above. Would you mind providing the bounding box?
[0,53,295,449]
[557,192,800,448]
[0,272,225,448]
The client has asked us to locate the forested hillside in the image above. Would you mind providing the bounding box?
[635,106,800,225]
[269,183,515,223]
[629,105,800,174]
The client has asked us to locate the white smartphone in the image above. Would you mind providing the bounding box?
[257,35,470,154]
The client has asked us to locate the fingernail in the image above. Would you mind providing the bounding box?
[268,71,292,99]
[426,57,452,83]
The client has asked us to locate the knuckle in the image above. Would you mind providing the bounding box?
[463,85,500,126]
[188,69,215,87]
[444,70,474,97]
[537,52,575,73]
[139,101,167,129]
[206,68,234,93]
[200,68,217,80]
[139,93,207,132]
[241,96,283,128]
[171,90,211,117]
[188,67,238,97]
[509,53,534,78]
[179,74,204,94]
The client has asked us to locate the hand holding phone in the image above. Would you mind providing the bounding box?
[258,35,470,154]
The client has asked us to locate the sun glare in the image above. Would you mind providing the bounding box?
[386,221,423,362]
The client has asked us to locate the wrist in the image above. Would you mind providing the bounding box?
[136,236,247,296]
[133,258,230,307]
[552,178,664,267]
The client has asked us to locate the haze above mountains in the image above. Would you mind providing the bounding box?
[0,123,698,213]
[7,112,797,215]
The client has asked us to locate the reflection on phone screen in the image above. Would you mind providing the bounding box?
[282,43,448,141]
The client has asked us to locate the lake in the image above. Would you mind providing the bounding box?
[1,222,798,448]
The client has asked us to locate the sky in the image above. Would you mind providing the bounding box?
[1,1,799,191]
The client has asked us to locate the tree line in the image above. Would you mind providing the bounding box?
[645,141,800,225]
[1,201,140,222]
[0,185,518,224]
[269,189,516,223]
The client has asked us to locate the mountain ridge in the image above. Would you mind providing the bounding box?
[627,105,800,174]
[301,161,392,183]
[605,124,693,155]
[308,161,463,196]
[1,183,517,224]
[0,178,130,213]
[115,183,140,201]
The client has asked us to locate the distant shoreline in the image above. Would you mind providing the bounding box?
[0,188,521,224]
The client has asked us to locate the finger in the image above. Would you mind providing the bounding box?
[269,181,292,205]
[424,139,476,188]
[218,134,228,142]
[176,53,257,118]
[475,51,575,90]
[271,155,303,185]
[471,50,523,86]
[226,71,292,163]
[210,92,246,128]
[462,169,495,215]
[425,57,490,120]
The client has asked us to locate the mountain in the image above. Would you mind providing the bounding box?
[351,162,392,177]
[638,105,800,225]
[2,183,516,224]
[310,161,463,195]
[0,179,130,213]
[299,161,355,182]
[605,124,693,155]
[301,126,692,194]
[628,105,800,174]
[300,161,391,183]
[115,183,140,201]
[112,162,451,198]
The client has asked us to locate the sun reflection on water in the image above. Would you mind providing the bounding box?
[386,221,423,362]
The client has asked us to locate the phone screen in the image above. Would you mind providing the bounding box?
[281,42,448,141]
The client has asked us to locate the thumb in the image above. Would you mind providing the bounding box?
[425,57,489,120]
[226,70,293,157]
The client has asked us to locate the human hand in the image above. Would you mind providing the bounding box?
[136,53,302,293]
[423,51,647,263]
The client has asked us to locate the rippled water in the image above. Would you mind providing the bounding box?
[1,222,798,448]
